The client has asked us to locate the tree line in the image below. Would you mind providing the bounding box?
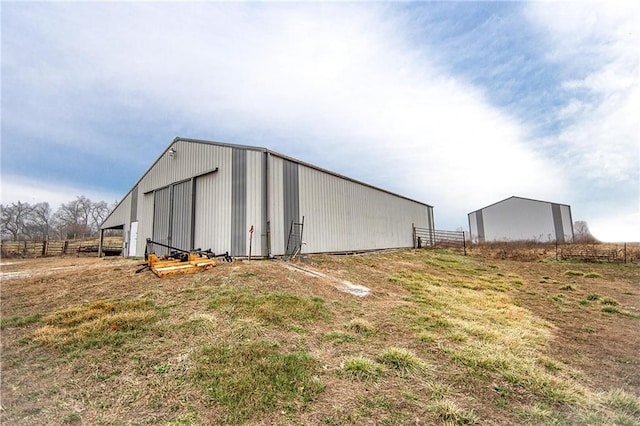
[0,196,113,241]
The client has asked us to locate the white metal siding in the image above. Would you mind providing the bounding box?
[102,194,131,229]
[138,140,228,194]
[246,150,264,257]
[193,151,233,255]
[480,198,558,242]
[560,204,574,242]
[298,165,429,253]
[468,212,479,244]
[136,192,155,256]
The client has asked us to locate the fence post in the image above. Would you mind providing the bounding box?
[41,240,48,257]
[412,223,416,249]
[463,231,466,256]
[63,240,68,255]
[624,242,627,264]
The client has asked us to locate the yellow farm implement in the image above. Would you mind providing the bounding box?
[136,239,233,278]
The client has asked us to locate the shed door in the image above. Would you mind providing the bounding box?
[128,221,139,257]
[171,180,192,252]
[153,186,171,255]
[152,181,193,255]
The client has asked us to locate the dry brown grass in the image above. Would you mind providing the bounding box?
[1,248,638,425]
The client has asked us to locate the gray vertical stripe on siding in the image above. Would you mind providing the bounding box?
[171,180,192,251]
[130,185,138,222]
[231,148,247,256]
[190,179,197,250]
[476,211,485,243]
[153,186,171,255]
[283,159,300,247]
[551,203,565,243]
[262,152,269,256]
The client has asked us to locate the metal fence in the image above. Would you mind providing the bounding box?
[558,243,636,264]
[413,226,466,255]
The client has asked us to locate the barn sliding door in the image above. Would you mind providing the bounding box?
[152,180,193,255]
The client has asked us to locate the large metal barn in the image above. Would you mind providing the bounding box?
[468,196,574,244]
[100,138,434,258]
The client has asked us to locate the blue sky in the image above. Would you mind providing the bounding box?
[1,1,638,242]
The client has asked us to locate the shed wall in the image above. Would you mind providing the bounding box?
[298,164,431,253]
[102,193,131,230]
[470,197,573,243]
[484,198,554,241]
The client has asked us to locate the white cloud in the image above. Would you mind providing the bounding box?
[3,2,566,231]
[589,208,640,242]
[526,2,639,177]
[525,1,639,241]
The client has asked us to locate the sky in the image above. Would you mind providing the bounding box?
[1,1,638,242]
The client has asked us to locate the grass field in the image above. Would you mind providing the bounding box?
[1,248,638,425]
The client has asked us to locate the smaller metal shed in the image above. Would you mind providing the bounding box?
[468,196,574,243]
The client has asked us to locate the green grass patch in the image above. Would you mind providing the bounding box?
[31,300,161,350]
[1,313,42,329]
[418,332,437,343]
[602,389,640,418]
[559,285,575,291]
[341,356,383,381]
[208,287,330,326]
[601,297,619,306]
[378,347,426,377]
[431,399,478,425]
[564,270,584,277]
[600,306,640,318]
[347,318,375,335]
[586,294,601,301]
[584,272,602,279]
[192,341,323,423]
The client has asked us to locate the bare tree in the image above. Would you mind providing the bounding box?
[54,196,93,239]
[574,220,598,243]
[89,200,109,234]
[0,202,34,241]
[2,196,113,241]
[30,202,53,240]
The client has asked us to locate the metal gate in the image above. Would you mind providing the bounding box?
[284,216,304,260]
